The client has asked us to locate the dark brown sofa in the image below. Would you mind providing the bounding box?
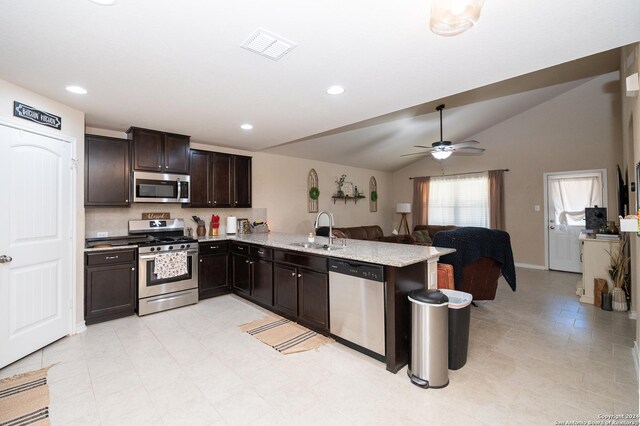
[331,225,416,245]
[413,225,506,301]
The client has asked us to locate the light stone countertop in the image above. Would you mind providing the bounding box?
[198,232,455,268]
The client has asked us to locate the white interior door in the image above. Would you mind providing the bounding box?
[0,123,73,368]
[546,170,605,273]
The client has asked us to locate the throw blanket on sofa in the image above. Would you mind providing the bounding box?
[432,227,516,292]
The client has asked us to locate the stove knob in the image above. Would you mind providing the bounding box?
[180,244,185,249]
[150,247,155,252]
[186,244,190,249]
[169,246,174,250]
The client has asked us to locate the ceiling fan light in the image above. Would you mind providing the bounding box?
[430,0,484,37]
[432,150,453,160]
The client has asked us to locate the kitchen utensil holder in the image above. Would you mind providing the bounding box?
[196,225,206,236]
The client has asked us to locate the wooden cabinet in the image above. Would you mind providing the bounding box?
[231,243,251,295]
[186,150,252,208]
[188,149,213,208]
[84,134,131,207]
[126,127,190,174]
[274,263,298,317]
[273,250,329,332]
[298,269,329,331]
[580,238,621,304]
[233,155,252,208]
[198,241,230,299]
[231,243,273,305]
[212,153,232,207]
[250,246,273,306]
[85,249,137,324]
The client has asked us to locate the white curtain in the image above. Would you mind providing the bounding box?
[549,175,602,226]
[428,172,489,227]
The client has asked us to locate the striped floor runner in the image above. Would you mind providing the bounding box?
[0,367,50,426]
[240,315,333,354]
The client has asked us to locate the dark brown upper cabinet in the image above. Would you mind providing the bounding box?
[233,155,252,208]
[126,127,190,174]
[84,134,131,207]
[186,150,251,208]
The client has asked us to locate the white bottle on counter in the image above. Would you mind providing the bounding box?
[308,232,315,243]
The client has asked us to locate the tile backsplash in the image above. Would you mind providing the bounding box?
[86,204,268,238]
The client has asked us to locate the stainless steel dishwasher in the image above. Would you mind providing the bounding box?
[329,258,386,357]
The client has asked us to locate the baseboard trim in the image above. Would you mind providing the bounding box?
[634,341,639,381]
[514,263,547,270]
[74,321,87,334]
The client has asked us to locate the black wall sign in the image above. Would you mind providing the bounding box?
[13,101,62,130]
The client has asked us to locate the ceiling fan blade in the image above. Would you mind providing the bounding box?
[453,147,485,155]
[413,145,435,150]
[401,152,430,157]
[452,140,479,148]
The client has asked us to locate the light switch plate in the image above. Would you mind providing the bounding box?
[534,205,540,212]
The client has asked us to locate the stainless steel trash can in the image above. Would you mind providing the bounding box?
[407,289,449,388]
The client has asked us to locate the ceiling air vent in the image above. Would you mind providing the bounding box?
[241,29,296,61]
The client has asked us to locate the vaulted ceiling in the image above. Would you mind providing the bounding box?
[1,1,638,171]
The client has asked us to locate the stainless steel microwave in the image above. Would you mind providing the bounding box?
[132,171,190,203]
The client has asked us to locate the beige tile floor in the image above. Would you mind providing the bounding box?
[2,268,638,425]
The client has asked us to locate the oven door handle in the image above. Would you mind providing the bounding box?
[139,250,197,260]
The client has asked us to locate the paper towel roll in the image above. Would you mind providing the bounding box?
[226,216,237,234]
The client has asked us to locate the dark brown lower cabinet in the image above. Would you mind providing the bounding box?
[251,258,273,306]
[274,263,298,317]
[273,250,329,333]
[297,269,329,332]
[85,249,136,324]
[232,252,251,295]
[199,242,230,299]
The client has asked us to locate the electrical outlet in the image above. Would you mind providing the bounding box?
[534,205,540,212]
[97,231,108,238]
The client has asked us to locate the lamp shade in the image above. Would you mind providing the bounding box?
[396,203,412,214]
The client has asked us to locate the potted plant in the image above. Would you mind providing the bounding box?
[607,237,630,311]
[336,174,346,197]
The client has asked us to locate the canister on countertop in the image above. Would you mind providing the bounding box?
[237,218,250,234]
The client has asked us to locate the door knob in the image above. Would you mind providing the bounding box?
[550,226,555,229]
[0,255,13,263]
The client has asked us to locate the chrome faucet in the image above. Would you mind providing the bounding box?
[314,211,335,245]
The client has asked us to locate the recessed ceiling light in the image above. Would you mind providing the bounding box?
[240,123,253,130]
[326,86,345,95]
[65,85,87,95]
[89,0,117,5]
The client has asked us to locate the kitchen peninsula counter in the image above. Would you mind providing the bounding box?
[199,231,455,373]
[197,232,454,268]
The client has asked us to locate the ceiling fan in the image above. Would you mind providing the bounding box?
[402,104,485,160]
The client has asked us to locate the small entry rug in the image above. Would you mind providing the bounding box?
[0,367,50,426]
[240,315,333,354]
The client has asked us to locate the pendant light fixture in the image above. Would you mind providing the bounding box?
[430,0,484,37]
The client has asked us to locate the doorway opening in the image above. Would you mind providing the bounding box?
[544,169,607,273]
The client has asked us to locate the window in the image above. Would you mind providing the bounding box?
[428,172,489,227]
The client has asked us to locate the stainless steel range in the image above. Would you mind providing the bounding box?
[128,218,199,316]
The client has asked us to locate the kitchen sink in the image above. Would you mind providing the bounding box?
[289,242,342,251]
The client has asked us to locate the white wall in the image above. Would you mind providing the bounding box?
[620,43,639,368]
[1,79,85,327]
[392,72,623,267]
